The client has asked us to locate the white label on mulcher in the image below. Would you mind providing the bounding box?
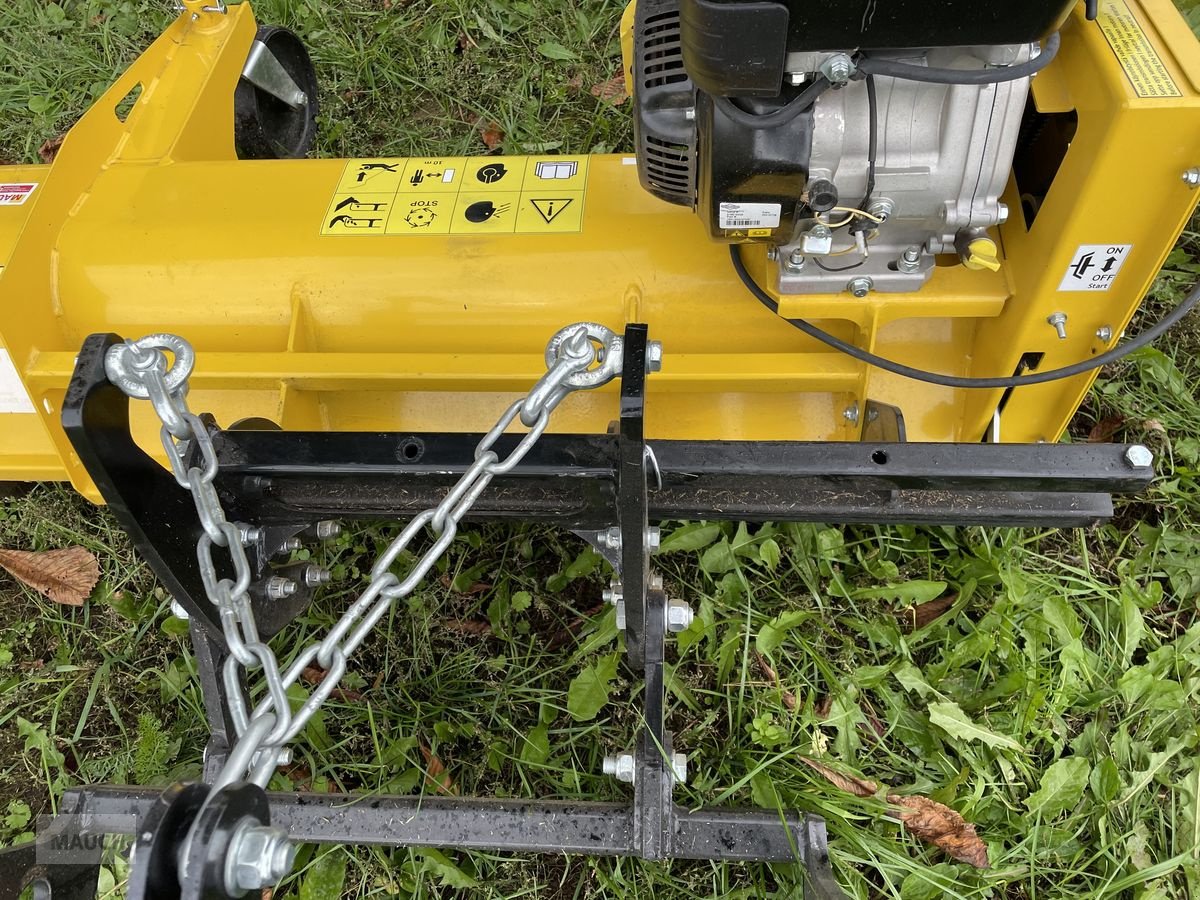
[718,202,781,229]
[0,349,34,413]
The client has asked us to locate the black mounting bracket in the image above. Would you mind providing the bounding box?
[3,323,1156,898]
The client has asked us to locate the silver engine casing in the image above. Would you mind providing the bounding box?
[776,45,1036,294]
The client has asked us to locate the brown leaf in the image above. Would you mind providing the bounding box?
[799,757,879,798]
[0,546,100,606]
[1143,418,1167,435]
[437,574,491,596]
[1087,415,1125,443]
[901,593,957,632]
[300,666,328,686]
[478,121,504,151]
[420,744,456,795]
[887,794,990,869]
[589,74,628,106]
[814,695,832,719]
[300,665,363,701]
[567,73,584,91]
[754,651,797,710]
[456,31,478,52]
[38,135,65,164]
[444,618,492,636]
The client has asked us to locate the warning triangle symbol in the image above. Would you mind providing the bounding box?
[530,198,573,224]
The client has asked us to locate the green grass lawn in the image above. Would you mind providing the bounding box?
[3,1,1200,897]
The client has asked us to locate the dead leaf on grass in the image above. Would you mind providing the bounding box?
[799,757,879,798]
[1087,415,1125,443]
[38,134,65,164]
[901,593,957,632]
[420,744,456,795]
[444,618,492,636]
[888,794,990,869]
[478,121,504,151]
[0,546,101,606]
[589,75,628,105]
[754,651,797,710]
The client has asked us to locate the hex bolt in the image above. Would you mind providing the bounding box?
[278,536,302,555]
[684,106,696,121]
[1096,325,1113,342]
[1047,312,1068,340]
[646,526,661,554]
[315,520,342,541]
[819,52,855,84]
[847,277,873,298]
[646,341,664,374]
[238,524,262,546]
[602,580,623,605]
[671,752,688,785]
[224,821,297,895]
[786,249,807,273]
[997,202,1010,224]
[649,572,664,591]
[603,753,636,784]
[866,198,894,222]
[303,565,331,588]
[1183,168,1200,188]
[1125,445,1154,469]
[252,746,292,769]
[843,403,860,424]
[169,598,190,621]
[666,598,694,633]
[266,576,297,600]
[602,527,622,551]
[766,246,779,262]
[897,246,922,274]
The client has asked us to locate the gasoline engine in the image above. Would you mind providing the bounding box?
[634,0,1072,292]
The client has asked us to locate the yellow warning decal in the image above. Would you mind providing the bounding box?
[1097,0,1181,99]
[322,156,588,236]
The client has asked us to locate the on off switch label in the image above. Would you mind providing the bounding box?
[1058,244,1133,292]
[322,156,588,236]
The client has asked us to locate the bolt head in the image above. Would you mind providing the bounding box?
[316,520,342,540]
[1183,168,1200,188]
[684,106,696,121]
[1125,445,1154,469]
[666,599,694,633]
[646,526,661,553]
[226,823,295,894]
[304,565,331,587]
[266,576,297,600]
[615,599,627,631]
[602,586,622,605]
[603,753,636,784]
[1096,326,1113,342]
[671,752,688,785]
[646,341,663,374]
[847,277,873,298]
[866,199,894,222]
[169,598,190,621]
[603,527,622,551]
[766,246,779,261]
[843,403,860,424]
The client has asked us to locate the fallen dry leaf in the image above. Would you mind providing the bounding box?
[420,744,456,795]
[799,757,879,798]
[888,794,990,869]
[754,651,797,710]
[1087,415,1125,443]
[478,121,504,151]
[0,546,100,606]
[299,665,363,701]
[38,134,65,164]
[456,31,478,52]
[444,618,492,636]
[438,574,491,596]
[589,74,628,106]
[903,593,957,632]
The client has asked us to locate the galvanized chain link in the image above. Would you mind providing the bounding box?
[104,322,624,791]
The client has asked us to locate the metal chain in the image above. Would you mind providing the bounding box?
[104,322,624,791]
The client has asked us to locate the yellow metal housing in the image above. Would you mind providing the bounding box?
[1,2,1199,502]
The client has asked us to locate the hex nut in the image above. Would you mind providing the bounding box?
[266,576,297,600]
[603,753,636,784]
[1125,445,1154,469]
[602,527,622,551]
[225,822,296,894]
[666,599,694,633]
[847,277,873,298]
[316,520,342,540]
[646,341,664,374]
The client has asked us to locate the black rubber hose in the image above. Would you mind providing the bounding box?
[1086,0,1099,20]
[730,245,1200,389]
[857,32,1061,85]
[711,76,832,129]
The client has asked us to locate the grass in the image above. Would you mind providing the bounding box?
[2,0,1200,897]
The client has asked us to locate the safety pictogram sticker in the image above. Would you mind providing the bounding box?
[0,183,37,206]
[323,156,589,236]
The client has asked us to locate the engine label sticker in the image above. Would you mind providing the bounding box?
[0,183,37,205]
[1058,244,1133,292]
[718,202,781,231]
[1096,1,1181,99]
[0,349,35,413]
[322,156,588,236]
